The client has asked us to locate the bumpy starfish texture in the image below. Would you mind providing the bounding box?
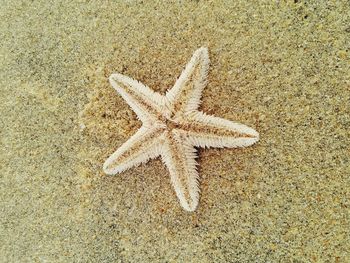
[103,47,259,212]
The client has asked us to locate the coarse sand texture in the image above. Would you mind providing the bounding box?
[1,1,349,262]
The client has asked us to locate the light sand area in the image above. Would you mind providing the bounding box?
[1,1,349,262]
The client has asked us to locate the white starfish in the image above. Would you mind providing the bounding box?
[103,47,259,212]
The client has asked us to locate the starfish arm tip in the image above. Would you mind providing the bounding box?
[109,73,118,82]
[183,204,198,212]
[103,166,115,176]
[196,46,208,53]
[250,128,259,138]
[102,158,118,175]
[247,127,260,144]
[176,190,199,212]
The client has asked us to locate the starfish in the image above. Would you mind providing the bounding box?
[103,47,259,212]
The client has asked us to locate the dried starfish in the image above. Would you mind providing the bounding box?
[103,47,259,211]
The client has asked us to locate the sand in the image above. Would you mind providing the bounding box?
[1,0,349,262]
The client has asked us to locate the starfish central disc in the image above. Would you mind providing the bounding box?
[165,119,180,131]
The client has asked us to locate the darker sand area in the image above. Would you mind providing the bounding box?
[1,1,349,262]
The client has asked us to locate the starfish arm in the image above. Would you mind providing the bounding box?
[165,47,209,117]
[184,111,259,148]
[161,130,200,212]
[103,125,163,175]
[109,73,167,124]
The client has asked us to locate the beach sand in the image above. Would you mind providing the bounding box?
[1,0,349,262]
